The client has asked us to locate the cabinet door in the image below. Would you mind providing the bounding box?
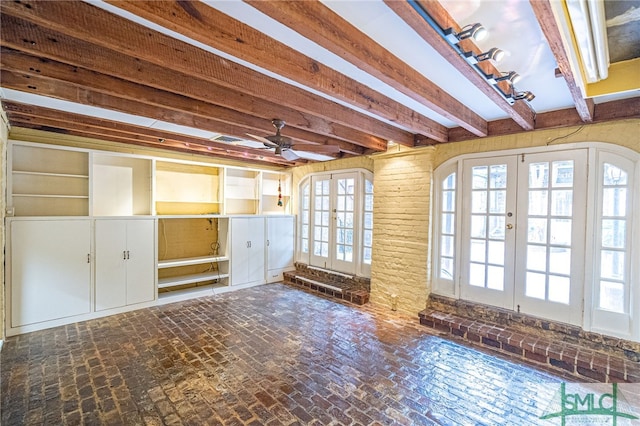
[231,218,250,285]
[266,216,294,282]
[95,220,127,311]
[125,220,155,305]
[247,217,266,284]
[231,217,265,286]
[11,220,91,326]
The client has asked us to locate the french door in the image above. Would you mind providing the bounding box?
[309,172,357,274]
[460,150,587,324]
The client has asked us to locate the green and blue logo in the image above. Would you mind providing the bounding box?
[540,383,639,425]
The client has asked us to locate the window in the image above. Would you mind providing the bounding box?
[433,144,639,342]
[298,169,373,277]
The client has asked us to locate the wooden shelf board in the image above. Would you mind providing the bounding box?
[12,194,89,199]
[13,171,89,178]
[158,255,229,268]
[158,272,229,288]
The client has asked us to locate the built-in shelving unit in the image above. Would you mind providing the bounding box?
[92,153,152,216]
[225,168,260,214]
[157,216,229,299]
[155,161,222,215]
[10,143,89,216]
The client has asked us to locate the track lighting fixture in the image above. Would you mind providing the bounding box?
[477,47,505,62]
[462,47,505,65]
[444,23,487,44]
[488,71,521,85]
[513,91,535,101]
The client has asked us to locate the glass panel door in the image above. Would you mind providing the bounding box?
[332,174,357,274]
[460,156,517,308]
[514,151,587,325]
[309,176,330,267]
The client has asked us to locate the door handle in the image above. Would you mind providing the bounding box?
[506,224,514,230]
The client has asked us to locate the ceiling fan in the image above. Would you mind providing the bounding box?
[247,119,340,161]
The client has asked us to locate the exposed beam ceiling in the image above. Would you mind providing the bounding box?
[0,0,637,167]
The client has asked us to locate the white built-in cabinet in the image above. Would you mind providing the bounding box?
[5,139,295,336]
[95,219,155,311]
[230,217,266,286]
[266,216,295,283]
[9,219,92,327]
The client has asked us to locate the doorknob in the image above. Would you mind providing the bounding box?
[506,223,514,230]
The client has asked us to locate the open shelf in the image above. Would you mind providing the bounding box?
[155,161,221,215]
[158,272,230,288]
[158,255,229,269]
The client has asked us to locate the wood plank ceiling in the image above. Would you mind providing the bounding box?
[1,0,638,167]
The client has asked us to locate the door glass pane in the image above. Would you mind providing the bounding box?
[552,161,574,187]
[603,164,627,185]
[527,245,546,272]
[443,190,455,212]
[528,191,548,215]
[549,219,572,245]
[603,188,627,216]
[488,216,505,239]
[599,281,624,312]
[487,266,504,290]
[489,190,506,213]
[601,250,625,280]
[472,192,487,213]
[441,236,454,257]
[551,190,572,216]
[602,220,626,248]
[529,163,548,188]
[526,272,546,299]
[549,247,571,275]
[472,166,488,189]
[469,263,485,287]
[548,275,570,304]
[528,218,547,243]
[470,240,486,262]
[471,215,486,238]
[488,241,504,265]
[442,213,455,234]
[490,165,507,188]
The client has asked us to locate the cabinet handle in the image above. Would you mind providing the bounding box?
[267,239,270,247]
[87,254,90,264]
[127,250,130,260]
[123,251,127,260]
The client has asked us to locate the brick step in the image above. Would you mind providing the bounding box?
[283,271,369,305]
[419,309,640,383]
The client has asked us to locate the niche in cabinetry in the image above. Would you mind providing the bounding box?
[155,161,222,215]
[262,172,291,214]
[225,168,260,214]
[157,217,229,299]
[10,143,89,216]
[92,154,152,216]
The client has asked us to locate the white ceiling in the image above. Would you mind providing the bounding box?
[1,0,637,162]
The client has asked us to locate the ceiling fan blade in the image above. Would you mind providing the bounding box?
[246,133,278,147]
[280,149,300,161]
[290,144,340,154]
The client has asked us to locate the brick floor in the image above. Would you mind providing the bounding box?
[0,284,607,425]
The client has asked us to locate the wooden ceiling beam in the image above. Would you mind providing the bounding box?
[448,97,639,142]
[0,48,364,155]
[240,1,487,137]
[103,0,446,143]
[529,0,594,122]
[385,0,536,131]
[0,70,342,161]
[1,0,427,145]
[4,103,298,166]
